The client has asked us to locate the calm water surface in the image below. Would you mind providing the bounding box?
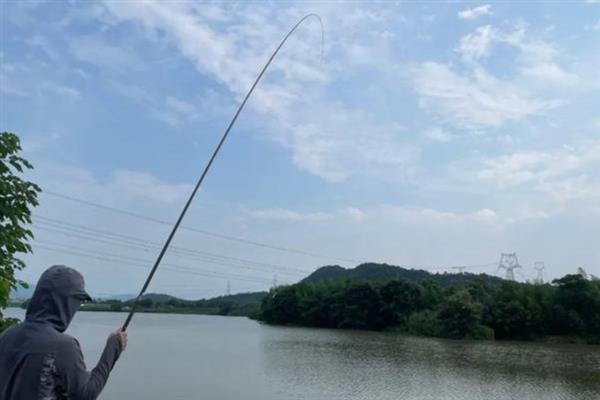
[6,308,600,400]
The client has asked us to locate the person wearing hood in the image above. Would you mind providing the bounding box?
[0,265,128,400]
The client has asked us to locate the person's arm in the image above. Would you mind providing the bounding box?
[58,331,126,400]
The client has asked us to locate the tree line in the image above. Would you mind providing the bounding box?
[259,274,600,343]
[76,292,265,318]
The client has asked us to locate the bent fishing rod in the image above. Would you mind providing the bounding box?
[122,14,323,331]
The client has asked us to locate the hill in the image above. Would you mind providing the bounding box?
[85,291,269,317]
[301,263,503,286]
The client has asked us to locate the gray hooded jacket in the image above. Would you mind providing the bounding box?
[0,265,123,400]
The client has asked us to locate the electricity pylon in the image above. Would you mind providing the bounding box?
[534,262,545,284]
[452,266,468,274]
[498,253,521,281]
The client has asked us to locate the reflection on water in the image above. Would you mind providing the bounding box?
[5,308,599,400]
[261,326,600,400]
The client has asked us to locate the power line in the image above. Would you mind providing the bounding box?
[42,190,361,264]
[33,243,273,284]
[32,238,293,281]
[33,216,309,276]
[36,216,310,273]
[33,216,499,276]
[38,192,501,274]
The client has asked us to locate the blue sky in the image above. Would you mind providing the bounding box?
[2,1,599,297]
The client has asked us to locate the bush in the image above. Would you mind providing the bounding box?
[406,310,440,337]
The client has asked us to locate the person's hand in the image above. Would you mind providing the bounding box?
[112,330,128,351]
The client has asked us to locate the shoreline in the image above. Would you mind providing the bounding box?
[6,306,597,346]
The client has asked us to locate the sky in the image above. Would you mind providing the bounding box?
[1,1,599,298]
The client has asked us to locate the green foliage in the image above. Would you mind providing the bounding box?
[260,272,600,343]
[85,292,266,318]
[437,290,483,339]
[551,275,600,338]
[380,280,422,326]
[405,310,440,337]
[0,132,41,331]
[489,282,544,340]
[338,282,383,329]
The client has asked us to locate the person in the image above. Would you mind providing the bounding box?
[0,265,128,400]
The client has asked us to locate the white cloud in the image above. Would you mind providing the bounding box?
[414,62,553,129]
[281,105,420,182]
[250,206,366,223]
[25,35,60,62]
[109,170,193,204]
[476,140,600,205]
[415,207,499,223]
[0,76,28,96]
[70,35,142,73]
[500,25,580,87]
[250,204,503,228]
[424,127,452,143]
[165,96,195,115]
[415,22,586,129]
[158,96,199,126]
[587,18,600,31]
[505,28,557,63]
[457,25,495,61]
[98,0,418,182]
[521,63,580,86]
[53,85,81,98]
[458,4,492,20]
[21,161,297,296]
[33,164,193,205]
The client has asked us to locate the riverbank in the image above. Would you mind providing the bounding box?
[79,303,256,317]
[260,274,600,344]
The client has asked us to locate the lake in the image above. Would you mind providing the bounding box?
[4,308,600,400]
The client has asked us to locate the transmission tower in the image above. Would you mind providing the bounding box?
[226,280,231,295]
[534,262,545,284]
[272,274,278,289]
[452,266,468,274]
[498,253,521,281]
[578,267,589,280]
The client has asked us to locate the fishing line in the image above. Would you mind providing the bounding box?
[122,14,324,331]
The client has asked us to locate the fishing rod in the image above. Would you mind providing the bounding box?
[122,14,324,331]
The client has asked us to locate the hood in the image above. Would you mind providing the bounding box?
[26,265,92,332]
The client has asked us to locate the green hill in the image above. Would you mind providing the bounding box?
[302,262,503,286]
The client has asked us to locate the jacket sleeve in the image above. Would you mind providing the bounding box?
[58,334,123,400]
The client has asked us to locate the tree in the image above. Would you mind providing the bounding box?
[437,290,483,339]
[261,286,300,325]
[551,274,600,337]
[1,132,41,332]
[380,280,422,326]
[338,282,383,330]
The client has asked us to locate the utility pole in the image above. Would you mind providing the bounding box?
[452,266,467,274]
[498,253,521,281]
[534,262,545,284]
